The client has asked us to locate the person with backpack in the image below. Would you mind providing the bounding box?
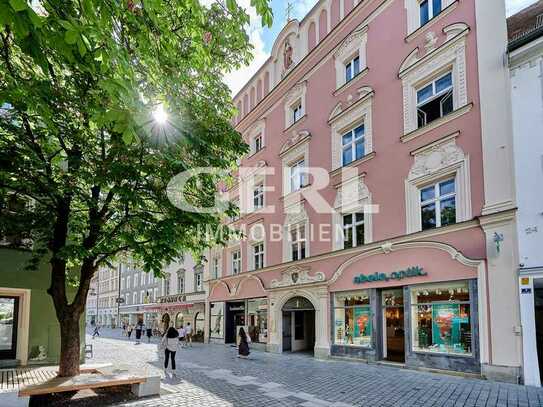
[161,326,180,377]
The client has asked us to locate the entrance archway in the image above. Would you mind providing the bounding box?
[281,296,315,354]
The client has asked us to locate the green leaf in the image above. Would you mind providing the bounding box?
[27,8,43,28]
[9,0,27,12]
[64,30,78,45]
[122,126,136,144]
[0,6,14,25]
[58,20,74,30]
[226,0,236,12]
[77,38,87,57]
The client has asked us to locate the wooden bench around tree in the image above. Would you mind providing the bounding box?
[18,372,160,399]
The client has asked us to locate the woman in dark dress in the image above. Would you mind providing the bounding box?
[238,327,250,358]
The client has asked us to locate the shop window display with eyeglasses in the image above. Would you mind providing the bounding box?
[334,291,372,347]
[411,281,472,355]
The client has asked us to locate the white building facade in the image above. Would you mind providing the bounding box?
[509,1,543,387]
[145,254,206,340]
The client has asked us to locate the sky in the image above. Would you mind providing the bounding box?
[224,0,541,96]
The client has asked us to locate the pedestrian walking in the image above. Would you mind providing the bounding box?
[146,326,153,343]
[92,325,100,339]
[161,326,179,377]
[127,324,133,339]
[178,325,186,348]
[135,321,143,344]
[237,327,250,359]
[185,322,193,347]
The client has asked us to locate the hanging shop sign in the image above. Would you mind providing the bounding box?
[353,266,427,284]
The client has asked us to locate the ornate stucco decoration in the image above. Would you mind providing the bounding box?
[279,130,311,156]
[408,138,465,180]
[333,26,368,89]
[400,26,469,134]
[283,39,294,71]
[333,176,370,211]
[284,204,308,226]
[330,90,374,171]
[270,266,325,288]
[424,31,438,53]
[334,26,368,63]
[405,134,472,234]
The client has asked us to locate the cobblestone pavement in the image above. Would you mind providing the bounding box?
[85,329,543,407]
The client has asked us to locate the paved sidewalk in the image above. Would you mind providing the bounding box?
[86,331,543,407]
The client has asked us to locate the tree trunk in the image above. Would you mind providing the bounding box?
[58,314,81,377]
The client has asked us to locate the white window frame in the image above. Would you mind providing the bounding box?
[211,257,220,280]
[405,136,471,233]
[140,272,145,286]
[284,82,307,129]
[254,133,263,153]
[246,120,265,155]
[342,212,365,249]
[177,271,185,294]
[134,273,138,288]
[195,272,203,292]
[334,27,368,89]
[405,0,455,34]
[281,134,310,197]
[419,0,442,26]
[416,71,453,128]
[292,101,303,124]
[400,27,468,135]
[252,242,265,271]
[231,249,241,275]
[133,292,137,305]
[341,124,365,166]
[253,183,264,210]
[290,224,306,261]
[126,276,131,290]
[164,278,170,296]
[289,158,307,192]
[419,178,456,230]
[330,92,373,171]
[153,288,158,301]
[345,54,361,83]
[333,176,373,250]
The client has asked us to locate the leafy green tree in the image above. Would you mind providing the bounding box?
[0,0,271,377]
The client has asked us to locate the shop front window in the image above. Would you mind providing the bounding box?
[210,302,224,339]
[334,291,372,347]
[175,312,184,329]
[411,281,472,355]
[247,299,268,343]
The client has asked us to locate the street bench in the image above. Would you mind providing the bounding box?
[19,372,160,399]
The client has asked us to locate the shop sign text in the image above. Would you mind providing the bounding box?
[353,266,427,284]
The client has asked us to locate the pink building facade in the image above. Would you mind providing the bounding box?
[204,0,521,383]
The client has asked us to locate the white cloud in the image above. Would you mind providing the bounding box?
[293,0,319,19]
[506,0,539,16]
[223,1,270,97]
